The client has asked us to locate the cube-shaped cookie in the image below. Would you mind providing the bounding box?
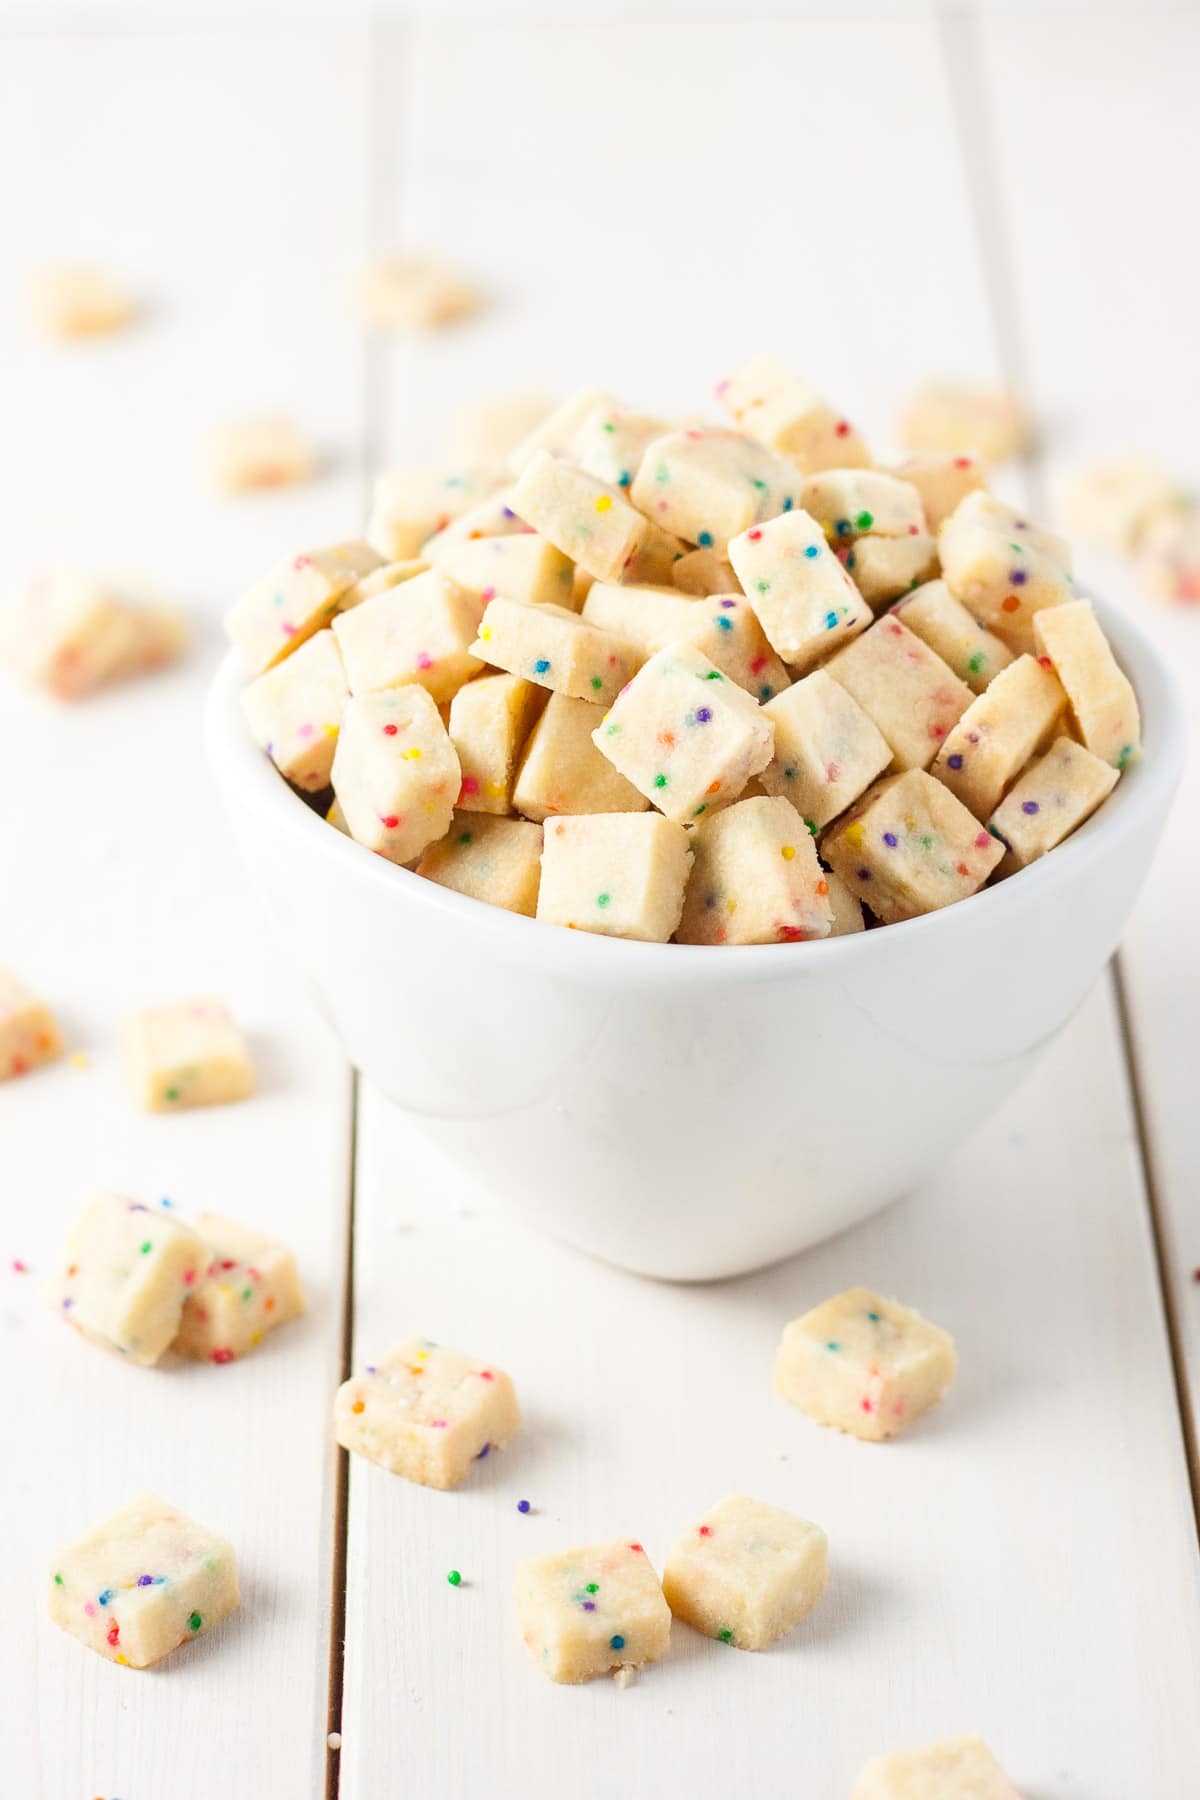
[240,627,348,791]
[339,559,429,612]
[931,653,1066,817]
[988,737,1119,871]
[1,571,141,699]
[511,450,662,583]
[593,643,774,821]
[569,400,670,490]
[358,254,479,331]
[224,542,384,675]
[900,380,1028,462]
[450,392,553,465]
[448,672,545,813]
[583,583,789,700]
[367,465,504,561]
[0,969,62,1079]
[631,424,802,554]
[109,599,188,678]
[671,547,742,596]
[884,452,989,531]
[1136,505,1200,604]
[776,1287,957,1441]
[760,671,892,831]
[894,579,1013,693]
[332,569,485,704]
[939,491,1073,652]
[824,616,973,770]
[662,1495,828,1650]
[122,999,254,1112]
[334,1338,520,1488]
[508,386,613,475]
[51,1193,206,1366]
[434,532,575,610]
[839,534,938,608]
[48,1494,239,1669]
[851,1735,1019,1800]
[678,796,834,946]
[728,509,872,671]
[822,770,1003,923]
[416,813,543,917]
[515,1539,671,1684]
[472,596,636,704]
[33,265,136,339]
[331,687,460,865]
[798,470,926,541]
[717,355,872,472]
[513,694,649,822]
[173,1214,306,1365]
[208,419,315,493]
[537,813,692,941]
[825,871,865,936]
[421,487,529,557]
[1062,457,1185,552]
[1033,599,1141,769]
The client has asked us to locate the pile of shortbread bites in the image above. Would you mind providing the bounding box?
[226,358,1142,945]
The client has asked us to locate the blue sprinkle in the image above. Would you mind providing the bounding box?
[618,471,631,487]
[715,616,733,632]
[698,531,714,548]
[99,1590,114,1606]
[533,658,550,674]
[804,544,819,559]
[824,611,838,629]
[783,496,794,511]
[517,1499,531,1514]
[610,1634,625,1650]
[948,753,964,770]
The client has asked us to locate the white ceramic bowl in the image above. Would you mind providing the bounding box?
[206,597,1185,1280]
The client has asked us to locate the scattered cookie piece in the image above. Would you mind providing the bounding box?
[208,419,317,493]
[717,355,872,472]
[33,266,136,339]
[537,812,692,942]
[850,1734,1019,1799]
[449,393,555,465]
[122,999,254,1113]
[172,1214,306,1365]
[1060,457,1187,554]
[1138,506,1200,605]
[823,770,1003,923]
[1,572,184,699]
[50,1193,206,1365]
[515,1539,670,1684]
[662,1495,828,1650]
[358,255,479,331]
[775,1286,957,1441]
[900,382,1029,463]
[0,969,63,1080]
[334,1338,519,1488]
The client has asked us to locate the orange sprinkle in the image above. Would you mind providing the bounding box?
[351,1400,365,1414]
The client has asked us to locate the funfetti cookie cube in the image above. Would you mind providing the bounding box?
[931,653,1066,818]
[1,571,141,699]
[822,770,1003,924]
[537,813,692,941]
[359,254,479,331]
[515,1539,671,1684]
[448,672,545,813]
[900,381,1029,463]
[582,584,789,701]
[172,1214,305,1365]
[367,465,505,561]
[839,534,938,608]
[1136,506,1200,605]
[672,547,742,596]
[884,451,989,531]
[422,487,529,557]
[332,570,485,705]
[330,687,460,865]
[662,1496,828,1651]
[893,579,1013,694]
[109,600,188,679]
[851,1734,1020,1800]
[825,872,865,936]
[824,616,973,771]
[450,392,554,465]
[759,670,893,831]
[122,999,254,1113]
[728,509,872,672]
[334,1338,520,1489]
[776,1287,957,1442]
[33,266,136,339]
[472,596,637,704]
[677,796,833,946]
[224,541,384,675]
[511,450,663,583]
[339,559,429,612]
[797,470,927,542]
[569,400,670,491]
[716,355,872,473]
[939,490,1073,653]
[208,419,316,493]
[592,643,774,823]
[513,694,650,822]
[989,737,1119,872]
[1033,599,1141,770]
[240,627,348,792]
[0,969,62,1080]
[434,532,575,610]
[48,1494,239,1670]
[507,386,613,476]
[416,813,543,917]
[630,424,803,554]
[1061,458,1188,552]
[51,1194,206,1366]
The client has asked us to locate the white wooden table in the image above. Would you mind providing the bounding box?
[3,12,1199,1798]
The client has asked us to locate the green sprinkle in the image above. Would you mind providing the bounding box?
[654,773,668,789]
[755,579,769,593]
[1118,744,1133,771]
[139,1241,152,1255]
[826,1341,840,1352]
[605,722,618,736]
[693,804,707,817]
[782,766,796,780]
[241,1287,252,1301]
[457,831,473,846]
[703,670,723,681]
[654,461,669,484]
[866,1310,881,1322]
[596,893,611,908]
[751,477,766,491]
[585,1582,599,1594]
[919,834,934,851]
[590,676,603,690]
[855,510,874,530]
[54,1572,63,1585]
[601,420,615,433]
[717,1629,734,1643]
[188,1612,202,1631]
[805,819,817,836]
[164,1087,181,1103]
[967,652,985,674]
[447,1570,462,1587]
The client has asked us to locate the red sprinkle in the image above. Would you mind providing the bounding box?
[383,723,398,735]
[212,1348,235,1365]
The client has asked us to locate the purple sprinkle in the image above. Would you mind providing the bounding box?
[582,1601,596,1612]
[365,1365,377,1375]
[882,831,898,847]
[948,753,964,770]
[695,706,712,723]
[137,1574,154,1587]
[1010,569,1027,585]
[719,598,737,609]
[857,867,872,881]
[1022,799,1040,815]
[61,1297,74,1310]
[475,1443,491,1460]
[1015,519,1028,529]
[502,506,516,519]
[517,1499,531,1514]
[128,1203,148,1213]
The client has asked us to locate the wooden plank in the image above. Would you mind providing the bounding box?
[0,24,368,1798]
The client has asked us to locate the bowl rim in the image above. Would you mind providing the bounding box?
[205,591,1188,988]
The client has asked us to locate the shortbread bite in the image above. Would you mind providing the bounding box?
[224,541,384,675]
[2,571,141,699]
[508,386,612,475]
[931,654,1066,817]
[728,509,872,672]
[759,671,892,831]
[1033,599,1141,769]
[416,813,543,916]
[824,616,973,771]
[569,400,670,490]
[1138,507,1200,605]
[472,596,637,704]
[33,266,135,339]
[825,871,865,935]
[358,254,479,331]
[339,560,429,611]
[939,490,1073,653]
[326,797,349,834]
[434,533,575,610]
[241,627,348,791]
[989,737,1118,872]
[851,1735,1019,1800]
[900,381,1029,463]
[538,813,692,941]
[513,694,649,821]
[208,419,316,493]
[51,1194,206,1366]
[511,451,665,583]
[894,579,1013,694]
[448,672,545,813]
[593,643,774,822]
[422,488,529,557]
[582,583,789,700]
[173,1214,304,1364]
[716,355,872,472]
[822,770,1003,923]
[332,569,485,704]
[0,969,62,1079]
[678,796,833,946]
[331,687,460,865]
[122,999,254,1113]
[884,451,989,531]
[334,1338,520,1488]
[631,424,802,555]
[449,392,554,465]
[798,469,927,541]
[776,1287,957,1441]
[367,465,505,561]
[672,547,742,596]
[663,1495,828,1650]
[109,601,188,678]
[839,534,938,608]
[515,1539,671,1684]
[49,1494,239,1670]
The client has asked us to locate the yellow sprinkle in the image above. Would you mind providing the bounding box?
[844,822,865,848]
[480,626,493,641]
[69,1051,88,1070]
[780,845,796,861]
[251,1331,263,1345]
[595,495,613,514]
[726,899,737,913]
[218,1284,234,1298]
[485,781,506,797]
[324,722,338,736]
[405,747,422,760]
